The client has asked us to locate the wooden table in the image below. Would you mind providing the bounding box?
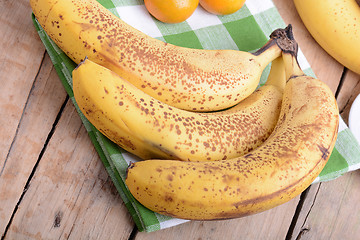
[1,0,360,239]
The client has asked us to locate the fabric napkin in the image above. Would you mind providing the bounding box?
[32,0,360,232]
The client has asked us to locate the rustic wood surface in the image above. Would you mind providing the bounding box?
[1,0,359,239]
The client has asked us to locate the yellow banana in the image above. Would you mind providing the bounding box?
[73,57,285,161]
[30,0,292,111]
[294,0,360,74]
[125,50,339,220]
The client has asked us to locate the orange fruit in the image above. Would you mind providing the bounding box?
[144,0,199,23]
[199,0,246,15]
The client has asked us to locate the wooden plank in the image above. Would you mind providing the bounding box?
[289,172,360,240]
[0,0,47,233]
[5,101,134,240]
[135,197,300,240]
[0,54,68,235]
[0,0,45,163]
[287,183,319,240]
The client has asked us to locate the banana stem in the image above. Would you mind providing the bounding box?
[267,24,305,81]
[253,25,299,69]
[252,39,282,67]
[282,52,305,81]
[264,56,286,93]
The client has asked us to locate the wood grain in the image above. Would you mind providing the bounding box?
[0,0,48,234]
[0,54,68,235]
[0,0,45,164]
[290,171,360,240]
[5,101,134,240]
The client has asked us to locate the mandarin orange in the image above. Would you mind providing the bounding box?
[200,0,245,15]
[144,0,199,23]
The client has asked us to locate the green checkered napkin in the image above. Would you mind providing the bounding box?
[32,0,360,232]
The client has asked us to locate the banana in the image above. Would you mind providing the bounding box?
[125,50,339,220]
[294,0,360,75]
[73,56,285,161]
[30,0,293,111]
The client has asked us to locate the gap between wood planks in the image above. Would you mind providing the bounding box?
[1,97,69,239]
[285,67,348,240]
[1,52,69,239]
[128,226,138,240]
[338,70,360,118]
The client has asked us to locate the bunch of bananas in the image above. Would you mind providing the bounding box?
[31,0,339,220]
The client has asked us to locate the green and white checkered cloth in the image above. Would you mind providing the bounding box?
[32,0,360,232]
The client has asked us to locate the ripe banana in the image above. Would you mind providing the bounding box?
[73,56,285,161]
[125,50,339,220]
[294,0,360,75]
[30,0,292,111]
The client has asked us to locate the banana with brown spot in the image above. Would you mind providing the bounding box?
[73,56,286,161]
[125,50,339,220]
[30,0,292,111]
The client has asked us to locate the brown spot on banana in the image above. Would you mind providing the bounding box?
[167,175,173,181]
[317,144,331,161]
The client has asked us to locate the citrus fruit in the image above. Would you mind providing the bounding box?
[144,0,199,23]
[199,0,246,15]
